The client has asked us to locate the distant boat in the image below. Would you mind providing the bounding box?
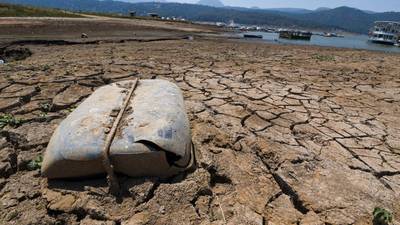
[369,21,400,45]
[243,34,263,39]
[279,30,312,40]
[323,32,344,38]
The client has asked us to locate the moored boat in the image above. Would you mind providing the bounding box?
[369,21,400,45]
[279,30,312,40]
[243,34,263,39]
[323,32,344,38]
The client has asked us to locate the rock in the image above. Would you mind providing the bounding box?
[265,194,303,225]
[124,178,157,206]
[8,122,56,150]
[52,84,91,110]
[0,147,17,178]
[244,114,271,131]
[1,194,19,208]
[48,194,76,212]
[199,220,225,225]
[1,86,39,101]
[185,100,206,113]
[43,189,77,212]
[80,217,115,225]
[5,209,19,221]
[209,147,223,154]
[17,150,40,171]
[21,215,57,225]
[0,98,20,112]
[0,160,14,178]
[192,123,231,149]
[0,178,6,191]
[143,169,211,224]
[158,205,166,214]
[0,47,32,62]
[0,171,41,208]
[195,195,212,219]
[79,198,109,220]
[122,212,151,225]
[227,204,263,225]
[300,211,324,225]
[0,137,9,148]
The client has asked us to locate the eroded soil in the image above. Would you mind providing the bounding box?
[0,34,400,225]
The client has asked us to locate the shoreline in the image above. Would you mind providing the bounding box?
[236,31,400,54]
[1,16,399,55]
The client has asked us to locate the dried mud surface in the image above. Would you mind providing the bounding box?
[0,35,400,225]
[0,17,219,42]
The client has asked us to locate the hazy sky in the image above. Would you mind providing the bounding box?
[167,0,400,12]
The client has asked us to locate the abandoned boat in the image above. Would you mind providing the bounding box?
[41,79,195,179]
[279,30,312,40]
[369,21,400,45]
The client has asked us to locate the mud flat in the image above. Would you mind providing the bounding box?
[0,16,218,42]
[0,17,400,225]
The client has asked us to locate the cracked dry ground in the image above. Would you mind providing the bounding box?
[0,38,400,225]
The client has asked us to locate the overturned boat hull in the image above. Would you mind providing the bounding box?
[42,79,194,179]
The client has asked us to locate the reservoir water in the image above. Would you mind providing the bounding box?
[242,31,400,53]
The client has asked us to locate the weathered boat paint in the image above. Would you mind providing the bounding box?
[41,79,194,179]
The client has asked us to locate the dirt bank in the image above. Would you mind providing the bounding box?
[0,18,399,225]
[0,17,219,43]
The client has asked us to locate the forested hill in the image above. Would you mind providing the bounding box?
[1,0,400,34]
[0,0,334,30]
[293,6,400,34]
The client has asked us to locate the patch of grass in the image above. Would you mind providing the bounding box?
[39,102,52,112]
[42,64,51,71]
[0,114,22,129]
[27,155,43,171]
[67,106,77,113]
[39,112,47,118]
[312,54,335,62]
[373,207,393,225]
[0,3,82,17]
[5,209,19,221]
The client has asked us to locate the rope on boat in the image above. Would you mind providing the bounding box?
[102,78,139,195]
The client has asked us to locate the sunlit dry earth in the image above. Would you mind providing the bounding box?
[0,18,400,225]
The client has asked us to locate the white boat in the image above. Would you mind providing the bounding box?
[369,21,400,45]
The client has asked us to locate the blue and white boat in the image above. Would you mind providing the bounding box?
[369,21,400,45]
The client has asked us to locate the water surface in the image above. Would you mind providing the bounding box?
[242,31,400,53]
